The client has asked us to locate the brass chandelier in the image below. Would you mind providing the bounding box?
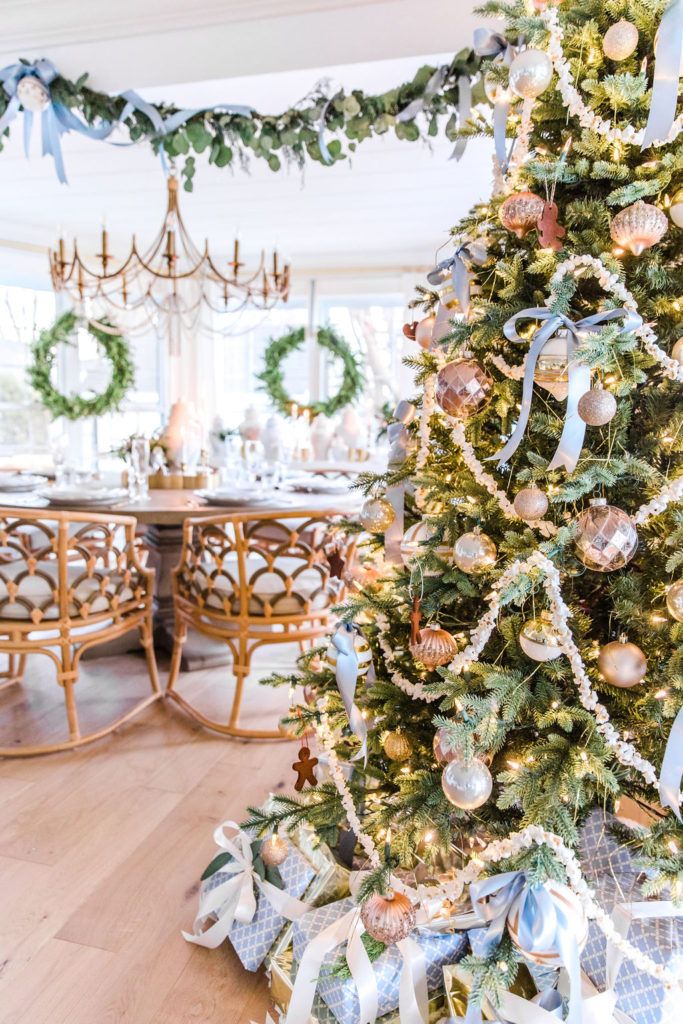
[49,174,291,351]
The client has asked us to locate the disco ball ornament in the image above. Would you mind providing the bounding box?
[260,833,290,867]
[509,881,588,965]
[360,891,416,945]
[499,191,545,239]
[513,486,549,521]
[433,727,459,764]
[602,20,639,61]
[435,360,492,419]
[578,388,618,426]
[610,201,668,256]
[574,498,638,572]
[441,757,493,810]
[16,75,50,113]
[669,189,683,228]
[598,640,647,688]
[415,316,435,349]
[410,623,458,669]
[453,530,497,574]
[383,730,412,762]
[360,497,395,534]
[519,611,564,662]
[400,521,451,572]
[508,49,553,99]
[325,632,373,676]
[671,337,683,363]
[667,580,683,621]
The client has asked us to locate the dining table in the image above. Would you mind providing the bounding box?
[0,485,363,669]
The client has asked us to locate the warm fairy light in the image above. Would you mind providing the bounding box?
[507,759,521,770]
[674,301,682,312]
[551,700,560,709]
[401,765,411,774]
[497,961,508,973]
[612,247,624,256]
[650,614,668,624]
[423,830,434,843]
[662,434,674,444]
[668,840,679,854]
[655,689,668,699]
[580,751,588,762]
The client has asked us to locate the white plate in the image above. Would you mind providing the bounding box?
[194,489,275,508]
[0,473,48,492]
[39,487,127,507]
[285,477,350,495]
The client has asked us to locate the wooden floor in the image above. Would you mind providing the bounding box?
[0,639,302,1024]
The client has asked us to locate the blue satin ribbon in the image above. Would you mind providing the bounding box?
[451,74,472,162]
[659,703,683,818]
[427,240,487,317]
[642,0,683,149]
[473,28,516,169]
[396,65,448,122]
[489,306,642,473]
[330,623,369,762]
[318,96,336,165]
[469,872,582,1024]
[385,400,416,564]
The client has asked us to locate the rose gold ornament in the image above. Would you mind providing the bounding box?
[610,201,668,256]
[577,389,617,426]
[360,891,416,944]
[415,316,435,349]
[574,498,638,572]
[598,639,647,688]
[513,486,549,521]
[409,623,458,669]
[260,833,290,866]
[433,727,458,764]
[499,191,545,238]
[383,730,412,762]
[360,497,395,534]
[435,360,492,418]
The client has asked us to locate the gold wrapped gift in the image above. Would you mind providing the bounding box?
[444,962,539,1020]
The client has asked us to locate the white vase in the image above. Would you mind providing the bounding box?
[239,405,262,442]
[338,407,362,450]
[261,415,283,463]
[310,416,331,460]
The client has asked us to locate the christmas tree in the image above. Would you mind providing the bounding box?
[251,0,683,1015]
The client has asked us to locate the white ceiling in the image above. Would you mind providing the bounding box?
[0,1,494,293]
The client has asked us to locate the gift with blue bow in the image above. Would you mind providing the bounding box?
[579,810,683,1024]
[287,887,469,1024]
[182,820,315,971]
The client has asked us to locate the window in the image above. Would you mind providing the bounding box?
[0,285,55,455]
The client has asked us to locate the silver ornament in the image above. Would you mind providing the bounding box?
[671,338,683,364]
[666,579,683,622]
[602,20,639,61]
[441,757,493,810]
[574,498,638,573]
[260,834,290,866]
[519,612,564,662]
[610,201,668,256]
[598,640,647,688]
[534,332,569,400]
[669,189,683,229]
[577,389,617,427]
[400,521,451,570]
[509,49,553,99]
[16,75,50,113]
[513,486,549,521]
[453,530,497,573]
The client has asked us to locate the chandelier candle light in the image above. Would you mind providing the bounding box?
[49,175,291,353]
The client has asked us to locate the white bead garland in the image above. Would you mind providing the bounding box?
[543,7,683,149]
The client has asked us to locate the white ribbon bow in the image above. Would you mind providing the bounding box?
[182,821,311,949]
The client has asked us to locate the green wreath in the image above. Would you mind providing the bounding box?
[257,325,364,418]
[28,311,135,421]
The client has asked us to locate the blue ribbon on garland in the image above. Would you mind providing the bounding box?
[426,239,487,317]
[473,28,516,169]
[659,703,683,819]
[642,0,683,149]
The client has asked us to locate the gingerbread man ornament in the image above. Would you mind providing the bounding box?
[292,745,318,791]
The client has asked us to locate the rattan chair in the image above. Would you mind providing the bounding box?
[0,507,161,756]
[166,509,354,739]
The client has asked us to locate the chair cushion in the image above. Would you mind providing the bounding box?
[0,558,139,623]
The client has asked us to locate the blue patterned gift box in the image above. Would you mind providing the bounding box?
[579,810,683,1024]
[291,897,468,1024]
[201,839,316,972]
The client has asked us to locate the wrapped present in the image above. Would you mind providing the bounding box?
[579,810,683,1024]
[443,961,545,1022]
[289,894,468,1024]
[183,820,315,971]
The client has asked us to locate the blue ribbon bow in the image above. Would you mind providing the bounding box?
[473,29,517,167]
[489,305,642,474]
[427,240,487,317]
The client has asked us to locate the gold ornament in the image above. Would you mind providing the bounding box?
[671,337,683,363]
[577,389,617,426]
[513,486,549,521]
[533,333,569,401]
[669,188,683,228]
[574,498,638,573]
[508,49,553,100]
[400,521,451,567]
[415,316,435,349]
[360,497,395,533]
[602,20,639,61]
[610,200,668,256]
[360,891,416,944]
[499,191,545,239]
[597,639,647,688]
[666,579,683,622]
[453,530,497,574]
[325,633,373,676]
[519,611,564,662]
[410,623,458,669]
[441,757,493,809]
[435,359,492,419]
[383,730,412,762]
[260,833,290,867]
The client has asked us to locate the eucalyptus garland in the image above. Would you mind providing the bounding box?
[28,311,135,421]
[0,51,481,190]
[257,326,363,418]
